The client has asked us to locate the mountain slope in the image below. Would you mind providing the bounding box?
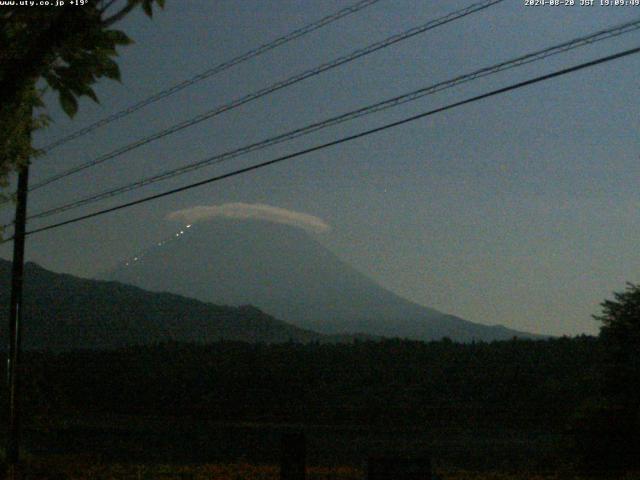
[0,259,326,350]
[105,219,538,341]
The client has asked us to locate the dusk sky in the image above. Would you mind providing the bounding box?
[2,0,639,337]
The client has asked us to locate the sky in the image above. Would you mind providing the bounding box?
[1,0,639,337]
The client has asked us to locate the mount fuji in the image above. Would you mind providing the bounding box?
[105,208,538,342]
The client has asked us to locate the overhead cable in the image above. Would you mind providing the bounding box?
[29,0,504,192]
[38,0,382,153]
[24,18,640,223]
[19,45,640,239]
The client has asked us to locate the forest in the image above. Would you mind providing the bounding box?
[10,336,599,429]
[0,335,626,473]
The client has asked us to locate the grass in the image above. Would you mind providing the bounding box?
[8,458,640,480]
[12,458,362,479]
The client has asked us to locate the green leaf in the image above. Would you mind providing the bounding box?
[105,29,133,46]
[142,0,153,17]
[84,87,99,104]
[59,90,78,118]
[101,58,121,81]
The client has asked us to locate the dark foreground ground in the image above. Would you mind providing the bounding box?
[0,419,636,480]
[0,337,637,477]
[11,415,569,471]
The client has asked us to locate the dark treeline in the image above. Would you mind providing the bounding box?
[2,336,601,431]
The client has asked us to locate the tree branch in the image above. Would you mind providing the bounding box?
[103,1,139,27]
[99,0,120,15]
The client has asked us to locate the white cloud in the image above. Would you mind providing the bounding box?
[166,203,331,233]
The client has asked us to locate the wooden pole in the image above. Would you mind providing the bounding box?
[6,164,30,480]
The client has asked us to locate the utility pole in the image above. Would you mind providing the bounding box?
[6,163,30,480]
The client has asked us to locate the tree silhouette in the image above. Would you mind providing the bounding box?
[0,0,165,188]
[573,283,640,473]
[594,282,640,407]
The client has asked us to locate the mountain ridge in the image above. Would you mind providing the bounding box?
[105,218,541,341]
[0,258,334,350]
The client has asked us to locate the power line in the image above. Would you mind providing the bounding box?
[38,0,382,153]
[28,0,504,192]
[24,18,640,223]
[19,45,640,239]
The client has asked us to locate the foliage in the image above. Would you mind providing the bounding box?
[595,283,640,339]
[568,283,640,474]
[0,337,601,429]
[570,400,640,475]
[593,283,640,406]
[0,336,613,474]
[0,86,44,203]
[0,0,165,184]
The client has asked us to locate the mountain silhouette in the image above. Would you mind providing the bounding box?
[0,259,328,350]
[105,218,538,341]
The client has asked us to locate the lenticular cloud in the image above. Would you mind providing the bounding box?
[166,203,330,233]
